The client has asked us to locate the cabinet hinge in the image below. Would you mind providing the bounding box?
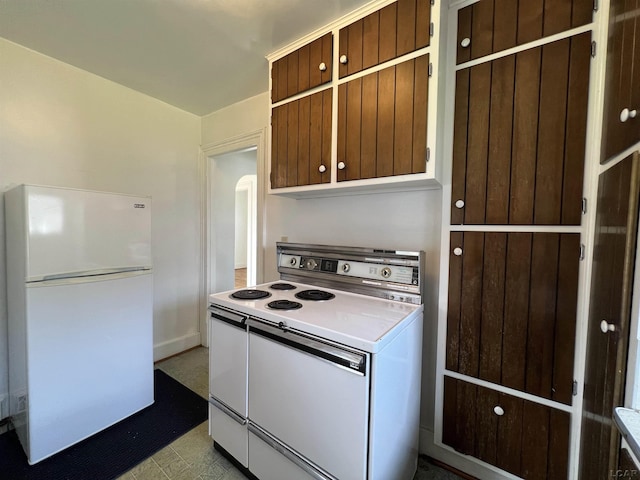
[581,197,588,215]
[572,380,578,396]
[428,62,433,77]
[429,22,435,37]
[580,244,586,261]
[426,147,431,163]
[591,41,597,58]
[593,0,599,11]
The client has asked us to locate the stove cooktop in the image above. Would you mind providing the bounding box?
[210,281,422,353]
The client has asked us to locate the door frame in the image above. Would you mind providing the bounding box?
[200,129,266,346]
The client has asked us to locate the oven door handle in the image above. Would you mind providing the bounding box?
[247,318,366,375]
[209,396,247,426]
[208,305,247,330]
[248,422,337,480]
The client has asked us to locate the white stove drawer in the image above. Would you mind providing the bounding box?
[209,402,248,467]
[248,428,319,480]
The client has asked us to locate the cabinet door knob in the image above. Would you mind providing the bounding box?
[339,54,348,64]
[453,247,463,256]
[621,108,630,123]
[493,406,505,416]
[600,320,616,333]
[631,109,638,119]
[337,161,346,170]
[455,199,465,209]
[460,37,471,48]
[319,62,327,72]
[318,165,327,173]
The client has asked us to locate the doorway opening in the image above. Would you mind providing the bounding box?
[201,129,266,344]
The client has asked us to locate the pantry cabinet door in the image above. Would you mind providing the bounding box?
[456,0,592,65]
[443,376,571,479]
[451,32,591,225]
[601,0,640,163]
[579,152,640,480]
[337,54,428,181]
[446,232,580,404]
[271,89,332,188]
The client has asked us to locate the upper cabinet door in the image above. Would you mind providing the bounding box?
[338,0,431,79]
[451,32,591,225]
[272,33,333,104]
[456,0,593,65]
[337,54,429,181]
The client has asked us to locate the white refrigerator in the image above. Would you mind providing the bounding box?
[5,184,154,464]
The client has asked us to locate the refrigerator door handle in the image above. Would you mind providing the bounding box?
[31,266,152,283]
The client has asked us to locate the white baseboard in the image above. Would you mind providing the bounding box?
[420,426,519,480]
[153,332,202,362]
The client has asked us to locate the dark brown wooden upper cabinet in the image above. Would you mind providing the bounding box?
[338,0,431,79]
[443,376,571,480]
[271,33,333,104]
[271,89,332,189]
[451,32,591,226]
[601,0,640,163]
[456,0,593,65]
[337,54,429,181]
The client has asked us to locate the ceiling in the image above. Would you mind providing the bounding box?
[0,0,371,116]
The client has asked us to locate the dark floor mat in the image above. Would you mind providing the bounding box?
[0,369,208,480]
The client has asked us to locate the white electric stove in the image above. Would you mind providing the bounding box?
[208,243,425,480]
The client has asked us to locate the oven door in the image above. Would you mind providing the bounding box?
[248,318,369,480]
[209,305,248,466]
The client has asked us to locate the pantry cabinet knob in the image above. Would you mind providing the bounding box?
[621,108,630,123]
[453,247,463,256]
[600,320,616,333]
[461,37,471,48]
[339,54,348,64]
[631,109,638,119]
[318,164,327,173]
[455,199,465,209]
[337,161,346,170]
[493,406,505,416]
[319,62,327,72]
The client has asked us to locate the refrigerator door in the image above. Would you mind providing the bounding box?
[19,271,154,464]
[23,185,151,281]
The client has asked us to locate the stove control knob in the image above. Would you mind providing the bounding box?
[289,257,297,267]
[342,263,350,273]
[306,259,317,270]
[381,267,392,279]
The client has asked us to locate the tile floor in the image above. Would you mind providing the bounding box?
[117,347,465,480]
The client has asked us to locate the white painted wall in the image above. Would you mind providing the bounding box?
[0,38,202,414]
[201,92,443,446]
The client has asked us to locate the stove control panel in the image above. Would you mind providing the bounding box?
[279,254,418,286]
[277,243,423,305]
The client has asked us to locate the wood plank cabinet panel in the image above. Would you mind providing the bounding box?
[443,376,571,479]
[451,32,591,225]
[272,33,332,103]
[601,0,640,163]
[339,0,431,79]
[271,89,332,188]
[337,54,429,181]
[579,153,640,479]
[456,0,593,64]
[446,232,580,404]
